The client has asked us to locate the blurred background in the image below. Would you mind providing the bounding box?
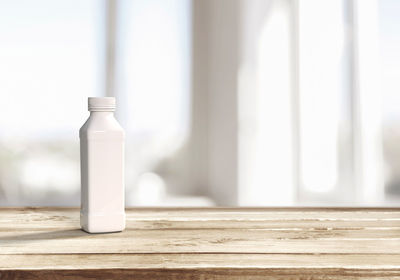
[0,0,399,206]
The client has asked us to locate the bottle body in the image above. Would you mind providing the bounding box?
[80,98,125,233]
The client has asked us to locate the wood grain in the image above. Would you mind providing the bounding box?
[0,207,399,279]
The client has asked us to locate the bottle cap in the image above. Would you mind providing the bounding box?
[88,97,116,111]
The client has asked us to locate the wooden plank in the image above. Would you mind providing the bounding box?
[1,220,399,230]
[2,254,400,279]
[0,208,399,279]
[2,207,400,218]
[1,220,398,230]
[2,268,400,280]
[0,208,399,230]
[2,254,400,270]
[1,233,399,254]
[2,227,400,239]
[1,227,400,254]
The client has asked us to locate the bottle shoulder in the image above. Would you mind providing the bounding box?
[80,115,124,138]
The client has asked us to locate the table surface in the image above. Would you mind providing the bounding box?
[0,207,400,279]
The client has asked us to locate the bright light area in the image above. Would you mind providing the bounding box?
[0,0,102,206]
[239,0,294,205]
[0,0,102,140]
[379,0,400,123]
[298,0,345,193]
[115,0,192,205]
[378,0,400,203]
[0,0,399,206]
[117,0,190,140]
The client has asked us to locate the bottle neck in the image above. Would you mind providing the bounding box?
[89,111,115,117]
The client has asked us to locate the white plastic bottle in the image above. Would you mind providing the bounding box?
[80,97,125,233]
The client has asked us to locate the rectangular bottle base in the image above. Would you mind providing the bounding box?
[80,212,125,233]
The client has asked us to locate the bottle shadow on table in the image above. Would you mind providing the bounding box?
[0,228,120,245]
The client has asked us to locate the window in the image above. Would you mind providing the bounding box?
[238,0,398,206]
[1,0,399,207]
[379,0,400,203]
[0,0,102,205]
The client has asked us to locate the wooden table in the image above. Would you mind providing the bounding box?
[0,208,399,279]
